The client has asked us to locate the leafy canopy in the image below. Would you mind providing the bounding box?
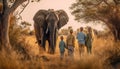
[70,0,120,23]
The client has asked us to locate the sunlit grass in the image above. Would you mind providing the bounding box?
[0,34,120,69]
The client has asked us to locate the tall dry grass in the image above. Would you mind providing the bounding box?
[40,35,116,69]
[0,23,120,69]
[0,22,43,69]
[0,48,43,69]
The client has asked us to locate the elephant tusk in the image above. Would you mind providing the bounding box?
[46,28,48,34]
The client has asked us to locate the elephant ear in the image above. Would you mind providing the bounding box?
[56,10,69,29]
[33,10,49,27]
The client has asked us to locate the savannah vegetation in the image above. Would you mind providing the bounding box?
[0,0,120,69]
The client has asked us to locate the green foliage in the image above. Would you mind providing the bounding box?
[70,0,120,22]
[70,0,120,40]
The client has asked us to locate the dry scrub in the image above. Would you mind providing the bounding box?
[0,29,120,69]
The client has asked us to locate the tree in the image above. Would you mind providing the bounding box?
[70,0,120,41]
[0,0,40,50]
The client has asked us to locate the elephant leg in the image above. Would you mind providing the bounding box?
[41,34,46,51]
[54,29,57,51]
[34,24,41,46]
[47,35,54,54]
[50,37,56,54]
[47,38,51,53]
[35,36,42,47]
[38,27,42,45]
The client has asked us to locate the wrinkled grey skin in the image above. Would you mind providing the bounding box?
[33,9,69,54]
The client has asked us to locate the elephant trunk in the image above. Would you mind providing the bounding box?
[49,28,55,54]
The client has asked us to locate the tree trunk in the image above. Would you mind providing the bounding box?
[116,28,120,40]
[112,27,120,41]
[0,0,28,50]
[0,14,2,46]
[112,29,118,42]
[118,29,120,40]
[0,12,11,50]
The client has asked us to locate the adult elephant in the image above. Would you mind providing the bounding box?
[33,9,69,54]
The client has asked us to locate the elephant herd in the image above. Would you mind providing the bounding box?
[33,9,69,54]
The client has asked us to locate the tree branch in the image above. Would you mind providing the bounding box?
[97,15,108,23]
[88,0,103,8]
[2,0,9,14]
[103,0,111,7]
[96,14,114,30]
[113,0,120,5]
[18,0,30,20]
[94,13,108,24]
[94,0,103,7]
[10,0,27,13]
